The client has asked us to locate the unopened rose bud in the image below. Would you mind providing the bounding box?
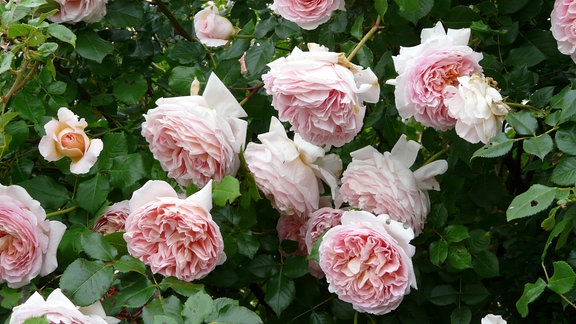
[193,6,235,47]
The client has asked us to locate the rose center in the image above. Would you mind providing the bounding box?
[60,132,85,151]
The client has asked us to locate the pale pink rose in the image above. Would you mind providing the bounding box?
[141,72,247,188]
[124,180,226,281]
[339,135,448,235]
[194,6,235,47]
[92,200,130,235]
[244,117,342,217]
[319,211,417,315]
[551,0,576,63]
[277,213,308,255]
[305,207,344,278]
[48,0,107,24]
[10,289,119,324]
[387,21,483,130]
[0,184,66,289]
[38,107,104,174]
[444,73,510,144]
[270,0,345,30]
[262,43,380,147]
[481,314,507,324]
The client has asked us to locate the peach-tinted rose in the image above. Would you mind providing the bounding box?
[38,107,103,174]
[444,73,510,144]
[124,180,226,281]
[9,289,118,324]
[244,117,342,218]
[270,0,345,30]
[277,213,308,255]
[48,0,108,24]
[92,200,130,235]
[141,73,247,188]
[194,6,235,47]
[551,0,576,63]
[305,207,344,278]
[0,184,66,288]
[319,211,417,315]
[262,43,380,147]
[339,135,448,235]
[387,21,483,130]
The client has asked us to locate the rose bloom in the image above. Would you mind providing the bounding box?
[339,135,448,235]
[124,180,226,281]
[481,314,507,324]
[277,213,308,256]
[194,5,235,47]
[10,289,119,324]
[319,211,417,315]
[270,0,345,30]
[39,107,104,174]
[387,21,483,130]
[444,73,510,144]
[305,207,344,278]
[92,200,130,235]
[262,43,380,147]
[551,0,576,63]
[0,184,66,289]
[48,0,107,24]
[141,73,247,188]
[244,117,342,218]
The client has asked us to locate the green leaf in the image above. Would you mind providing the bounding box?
[11,88,45,123]
[168,66,201,95]
[393,0,420,12]
[524,134,553,160]
[396,0,433,24]
[105,0,144,28]
[555,123,576,155]
[444,225,470,243]
[213,176,241,206]
[429,284,458,306]
[473,251,500,278]
[429,240,448,266]
[265,275,295,316]
[37,42,58,58]
[548,261,576,295]
[461,283,490,305]
[207,298,263,324]
[0,51,14,74]
[76,174,111,214]
[283,255,309,279]
[114,255,147,275]
[516,278,546,317]
[0,285,24,309]
[60,258,114,306]
[550,87,576,122]
[167,41,205,65]
[23,317,49,324]
[80,231,118,261]
[447,245,472,270]
[159,277,205,297]
[350,15,364,40]
[182,289,215,324]
[505,45,546,68]
[247,254,279,278]
[551,157,576,186]
[542,206,576,260]
[115,276,155,308]
[98,132,129,168]
[507,184,558,221]
[75,30,114,63]
[245,39,274,77]
[235,231,260,259]
[142,296,183,324]
[108,153,147,188]
[375,0,388,17]
[506,110,538,135]
[472,133,513,159]
[19,0,47,7]
[7,23,35,37]
[18,175,69,210]
[112,73,147,104]
[467,230,490,253]
[450,306,471,324]
[47,23,76,46]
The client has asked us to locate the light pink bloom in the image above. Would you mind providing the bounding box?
[48,0,107,24]
[194,6,235,47]
[551,0,576,63]
[305,207,344,278]
[262,43,380,147]
[339,135,448,235]
[270,0,345,30]
[481,314,507,324]
[319,211,417,315]
[444,73,510,144]
[141,72,247,188]
[10,289,119,324]
[387,21,483,130]
[92,200,130,235]
[38,107,103,174]
[0,184,66,289]
[277,213,308,256]
[244,117,342,218]
[124,180,226,281]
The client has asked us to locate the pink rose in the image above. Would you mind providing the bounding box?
[339,135,448,235]
[444,73,510,144]
[92,200,130,235]
[387,21,483,130]
[270,0,345,30]
[305,207,344,278]
[262,43,380,147]
[244,117,342,217]
[194,6,235,47]
[38,107,104,174]
[551,0,576,63]
[141,73,247,188]
[277,213,308,256]
[48,0,107,24]
[319,211,417,315]
[10,289,118,324]
[124,180,226,281]
[0,184,66,288]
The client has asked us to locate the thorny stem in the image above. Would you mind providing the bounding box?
[347,16,381,62]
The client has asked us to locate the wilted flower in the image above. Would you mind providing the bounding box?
[38,107,103,174]
[270,0,345,30]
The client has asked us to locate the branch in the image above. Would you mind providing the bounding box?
[152,0,195,42]
[347,16,381,62]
